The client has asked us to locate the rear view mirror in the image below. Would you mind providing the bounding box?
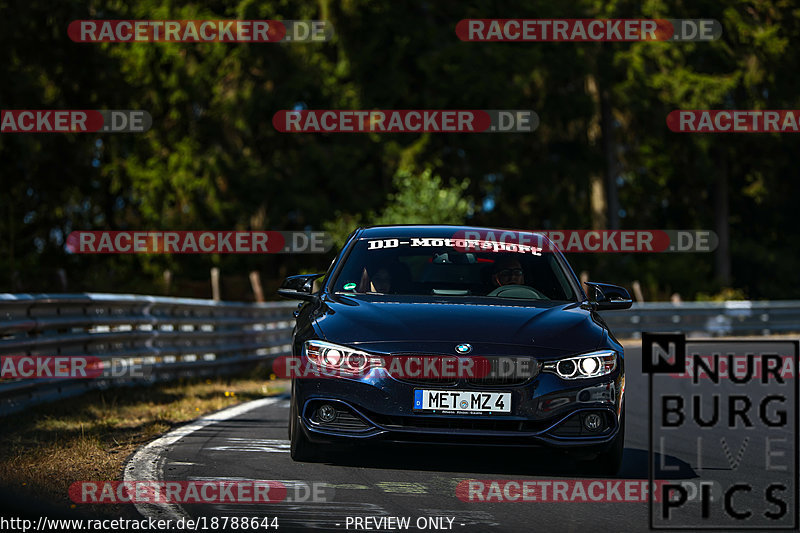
[277,273,325,302]
[585,282,633,311]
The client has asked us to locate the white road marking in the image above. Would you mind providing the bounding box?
[206,437,290,453]
[375,481,429,494]
[326,483,370,490]
[124,397,280,522]
[420,509,500,527]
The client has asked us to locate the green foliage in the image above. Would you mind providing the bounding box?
[374,168,472,225]
[1,0,798,299]
[324,167,472,247]
[696,287,748,302]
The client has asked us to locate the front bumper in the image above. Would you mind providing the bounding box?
[292,366,624,449]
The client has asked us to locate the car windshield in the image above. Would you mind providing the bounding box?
[331,236,578,301]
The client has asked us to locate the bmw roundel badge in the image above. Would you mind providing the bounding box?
[455,343,472,354]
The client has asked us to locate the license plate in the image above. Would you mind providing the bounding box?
[413,390,511,413]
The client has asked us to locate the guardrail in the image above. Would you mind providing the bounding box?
[2,294,798,416]
[601,300,800,337]
[0,293,296,416]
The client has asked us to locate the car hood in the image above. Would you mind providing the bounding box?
[314,295,605,356]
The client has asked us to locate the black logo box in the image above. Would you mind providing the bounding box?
[645,333,799,530]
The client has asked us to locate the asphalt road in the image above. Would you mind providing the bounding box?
[127,342,797,532]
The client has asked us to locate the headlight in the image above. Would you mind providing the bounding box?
[304,340,382,376]
[543,350,617,380]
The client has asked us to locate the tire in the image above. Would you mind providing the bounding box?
[594,407,625,476]
[289,401,320,462]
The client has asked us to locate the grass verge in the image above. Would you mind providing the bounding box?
[0,367,288,518]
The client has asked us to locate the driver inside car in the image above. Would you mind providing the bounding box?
[491,256,525,287]
[370,267,392,293]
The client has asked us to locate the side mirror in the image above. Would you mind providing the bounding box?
[277,273,325,302]
[585,282,633,311]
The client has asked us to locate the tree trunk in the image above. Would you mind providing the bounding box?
[586,75,607,230]
[714,152,731,285]
[601,88,619,230]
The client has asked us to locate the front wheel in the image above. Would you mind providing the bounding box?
[290,402,320,462]
[594,408,625,476]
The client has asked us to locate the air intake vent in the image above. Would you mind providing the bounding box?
[309,403,371,432]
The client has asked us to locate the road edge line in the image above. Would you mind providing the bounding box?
[124,397,281,521]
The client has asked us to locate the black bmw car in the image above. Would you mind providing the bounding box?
[278,225,632,474]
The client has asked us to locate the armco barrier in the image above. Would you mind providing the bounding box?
[1,294,798,416]
[0,293,296,416]
[601,300,800,337]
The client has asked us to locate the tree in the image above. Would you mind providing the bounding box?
[325,167,472,247]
